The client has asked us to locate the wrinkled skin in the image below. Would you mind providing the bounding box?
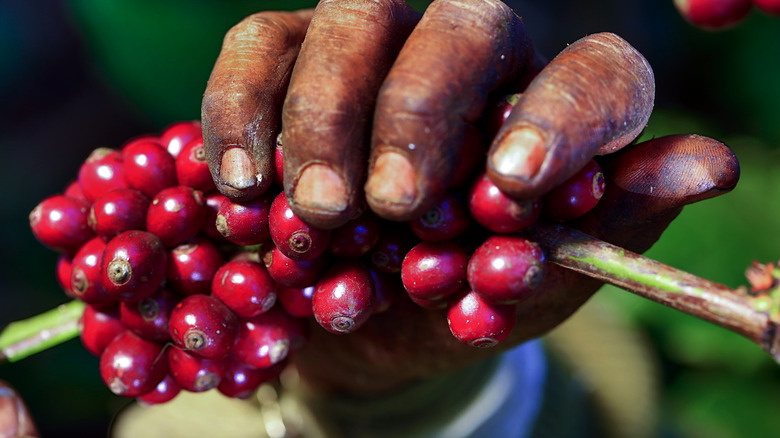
[202,0,740,396]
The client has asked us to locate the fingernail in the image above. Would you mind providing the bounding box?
[220,147,259,190]
[292,164,348,213]
[365,152,418,207]
[490,127,546,180]
[0,386,32,438]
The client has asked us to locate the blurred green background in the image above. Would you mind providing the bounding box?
[0,0,778,436]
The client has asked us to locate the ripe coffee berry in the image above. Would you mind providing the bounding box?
[137,374,181,406]
[401,241,468,302]
[409,192,470,242]
[64,180,88,202]
[78,148,127,203]
[120,288,181,342]
[160,120,202,158]
[146,186,208,247]
[79,304,125,356]
[543,159,605,221]
[313,261,375,334]
[203,192,231,243]
[467,235,546,305]
[263,245,326,289]
[754,0,780,15]
[88,188,150,240]
[169,294,239,360]
[232,306,307,369]
[99,331,167,397]
[482,93,521,141]
[369,226,418,274]
[278,285,315,318]
[274,133,285,188]
[212,260,277,318]
[70,237,114,308]
[167,346,225,393]
[447,289,516,348]
[673,0,751,29]
[468,172,541,233]
[101,231,168,302]
[216,192,274,246]
[328,211,382,258]
[122,139,177,199]
[218,358,282,399]
[29,194,94,253]
[166,237,224,296]
[269,191,331,261]
[56,253,76,299]
[369,269,400,314]
[175,136,216,192]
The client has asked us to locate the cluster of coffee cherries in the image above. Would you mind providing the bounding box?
[28,93,605,404]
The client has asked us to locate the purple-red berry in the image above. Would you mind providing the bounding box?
[467,235,546,305]
[313,261,375,334]
[99,331,168,397]
[101,231,168,302]
[168,294,239,360]
[212,260,277,318]
[29,195,94,253]
[446,290,516,348]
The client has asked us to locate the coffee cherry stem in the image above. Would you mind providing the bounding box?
[529,221,780,364]
[0,300,85,364]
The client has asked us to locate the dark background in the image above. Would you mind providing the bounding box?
[1,0,779,436]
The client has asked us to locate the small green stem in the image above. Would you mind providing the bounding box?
[529,221,780,364]
[0,300,85,364]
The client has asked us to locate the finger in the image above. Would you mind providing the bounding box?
[282,0,420,229]
[487,32,655,199]
[0,380,38,438]
[365,0,535,222]
[202,10,313,202]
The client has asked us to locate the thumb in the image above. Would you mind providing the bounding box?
[0,380,38,438]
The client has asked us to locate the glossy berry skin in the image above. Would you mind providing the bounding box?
[99,331,168,397]
[88,188,150,240]
[29,194,94,253]
[263,245,326,288]
[137,374,181,405]
[543,159,605,222]
[166,236,224,296]
[401,241,468,302]
[215,192,274,246]
[468,172,541,233]
[369,269,400,314]
[233,306,307,369]
[447,289,516,348]
[101,231,168,302]
[122,139,177,199]
[278,285,315,318]
[56,253,77,299]
[218,358,282,399]
[409,193,470,242]
[369,227,418,274]
[467,235,546,305]
[753,0,780,15]
[120,288,181,342]
[673,0,751,29]
[269,192,331,261]
[79,304,125,356]
[203,192,231,243]
[70,237,114,308]
[328,211,382,258]
[168,294,239,360]
[313,261,375,334]
[146,186,208,247]
[212,260,277,318]
[160,120,202,158]
[176,136,216,192]
[64,180,88,202]
[78,148,127,203]
[167,346,225,393]
[482,93,521,142]
[273,134,284,188]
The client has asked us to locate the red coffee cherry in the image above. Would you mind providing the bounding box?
[79,304,125,356]
[269,191,331,261]
[278,285,315,318]
[55,253,77,299]
[409,192,470,242]
[176,135,216,192]
[401,241,468,302]
[137,374,181,406]
[122,139,177,199]
[169,294,239,360]
[203,191,231,243]
[468,172,541,233]
[215,192,274,246]
[273,133,284,188]
[262,245,326,289]
[167,346,225,393]
[99,331,168,397]
[101,231,168,303]
[160,120,201,158]
[78,148,127,203]
[543,159,605,221]
[166,236,224,296]
[232,306,308,369]
[467,235,546,305]
[88,188,150,240]
[218,358,282,399]
[447,289,516,348]
[369,269,400,314]
[146,186,208,247]
[313,261,375,334]
[673,0,751,29]
[328,211,382,258]
[212,260,278,318]
[64,180,88,202]
[754,0,780,16]
[482,92,521,141]
[70,237,114,308]
[369,226,418,274]
[29,194,94,253]
[120,288,181,342]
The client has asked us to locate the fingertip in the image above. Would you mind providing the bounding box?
[213,146,266,201]
[289,163,354,230]
[365,151,422,222]
[0,381,38,438]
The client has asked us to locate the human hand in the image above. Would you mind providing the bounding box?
[0,380,38,438]
[201,0,740,396]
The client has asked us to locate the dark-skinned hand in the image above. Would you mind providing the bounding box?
[201,0,740,396]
